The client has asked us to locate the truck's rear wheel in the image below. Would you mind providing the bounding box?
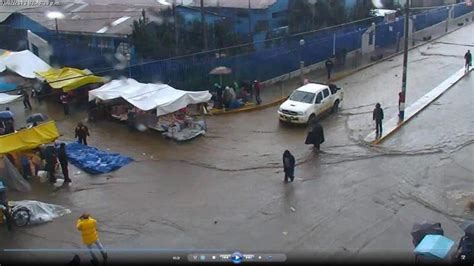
[332,101,340,113]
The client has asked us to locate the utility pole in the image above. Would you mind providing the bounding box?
[200,0,208,50]
[172,1,179,56]
[248,0,252,41]
[399,0,409,121]
[55,18,59,35]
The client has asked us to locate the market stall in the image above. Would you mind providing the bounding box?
[0,120,60,191]
[36,67,106,106]
[0,93,21,105]
[89,78,212,141]
[36,68,105,93]
[0,50,51,79]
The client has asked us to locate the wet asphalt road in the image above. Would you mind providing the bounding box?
[0,24,473,263]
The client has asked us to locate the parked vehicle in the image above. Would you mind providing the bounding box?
[278,83,344,124]
[1,202,31,227]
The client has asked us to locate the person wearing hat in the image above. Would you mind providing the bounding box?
[76,213,108,263]
[253,80,262,105]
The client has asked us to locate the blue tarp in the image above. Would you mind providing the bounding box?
[0,81,17,93]
[66,142,133,174]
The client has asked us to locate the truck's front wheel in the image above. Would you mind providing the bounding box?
[308,114,316,125]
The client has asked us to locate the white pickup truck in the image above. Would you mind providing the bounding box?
[278,83,344,124]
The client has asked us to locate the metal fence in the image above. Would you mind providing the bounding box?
[1,3,472,91]
[127,3,472,90]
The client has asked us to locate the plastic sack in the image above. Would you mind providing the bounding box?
[10,200,71,225]
[38,170,48,183]
[0,156,31,192]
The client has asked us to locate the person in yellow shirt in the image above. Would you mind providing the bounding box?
[76,213,108,263]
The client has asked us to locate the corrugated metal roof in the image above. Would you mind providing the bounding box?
[187,0,277,9]
[12,2,167,35]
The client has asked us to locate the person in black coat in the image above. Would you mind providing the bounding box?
[44,146,57,183]
[373,103,384,139]
[75,122,90,145]
[283,150,295,183]
[305,120,325,151]
[57,143,71,183]
[325,58,334,80]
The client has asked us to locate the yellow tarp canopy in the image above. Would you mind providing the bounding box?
[0,121,60,154]
[37,67,105,92]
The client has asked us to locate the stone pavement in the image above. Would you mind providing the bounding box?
[366,66,473,144]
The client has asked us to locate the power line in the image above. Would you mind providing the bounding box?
[4,3,467,87]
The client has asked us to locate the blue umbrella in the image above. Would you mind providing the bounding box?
[0,111,13,119]
[415,234,454,259]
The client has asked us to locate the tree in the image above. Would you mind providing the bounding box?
[288,0,314,33]
[328,0,348,25]
[351,0,374,21]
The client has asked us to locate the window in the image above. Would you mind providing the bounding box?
[272,11,287,18]
[315,92,323,104]
[323,89,330,98]
[255,20,269,32]
[289,91,316,104]
[329,84,338,94]
[31,44,39,56]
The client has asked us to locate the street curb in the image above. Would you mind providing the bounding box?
[209,19,471,116]
[209,96,288,115]
[371,69,472,145]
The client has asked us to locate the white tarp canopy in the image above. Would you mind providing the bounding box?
[0,50,51,79]
[89,78,212,116]
[0,93,21,105]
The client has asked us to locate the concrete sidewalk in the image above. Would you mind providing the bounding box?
[365,67,472,145]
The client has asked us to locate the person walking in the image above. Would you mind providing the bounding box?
[305,120,325,151]
[57,143,71,183]
[76,213,108,264]
[373,103,384,139]
[283,150,295,183]
[0,204,12,231]
[465,50,472,73]
[21,88,32,109]
[75,123,90,146]
[253,80,262,105]
[283,150,296,183]
[20,155,31,180]
[60,93,70,115]
[325,58,334,80]
[44,146,58,183]
[127,109,136,132]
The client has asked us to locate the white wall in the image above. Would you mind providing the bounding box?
[27,31,51,64]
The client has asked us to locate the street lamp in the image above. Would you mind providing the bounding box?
[46,11,65,35]
[299,39,305,84]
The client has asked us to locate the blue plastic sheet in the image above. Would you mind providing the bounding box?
[0,81,17,93]
[66,142,133,174]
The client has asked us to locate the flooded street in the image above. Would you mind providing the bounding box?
[1,24,473,263]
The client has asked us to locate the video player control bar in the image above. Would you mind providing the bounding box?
[187,252,287,263]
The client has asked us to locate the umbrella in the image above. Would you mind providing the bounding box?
[461,221,474,236]
[209,66,232,86]
[414,235,454,259]
[412,222,444,247]
[209,66,232,75]
[0,111,13,119]
[26,113,48,124]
